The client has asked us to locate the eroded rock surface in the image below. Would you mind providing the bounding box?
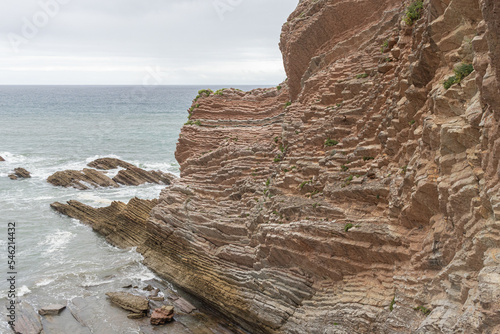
[137,0,500,333]
[113,166,175,186]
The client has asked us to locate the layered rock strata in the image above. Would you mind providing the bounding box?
[47,158,175,190]
[51,198,157,248]
[55,0,500,333]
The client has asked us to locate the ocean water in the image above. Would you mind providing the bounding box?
[0,85,261,333]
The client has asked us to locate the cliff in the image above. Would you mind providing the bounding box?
[54,0,500,332]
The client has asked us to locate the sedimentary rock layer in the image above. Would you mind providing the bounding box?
[47,158,175,190]
[51,198,157,248]
[56,0,500,333]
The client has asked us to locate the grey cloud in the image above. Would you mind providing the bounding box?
[0,0,298,84]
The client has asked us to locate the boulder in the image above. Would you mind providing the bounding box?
[87,158,135,170]
[0,156,4,161]
[9,167,31,180]
[105,292,149,314]
[38,304,66,316]
[150,306,174,326]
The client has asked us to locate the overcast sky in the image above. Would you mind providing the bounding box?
[0,0,298,85]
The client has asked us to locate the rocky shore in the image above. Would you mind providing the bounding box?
[51,0,500,333]
[47,157,175,190]
[12,280,246,334]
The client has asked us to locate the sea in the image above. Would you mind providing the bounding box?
[0,85,262,333]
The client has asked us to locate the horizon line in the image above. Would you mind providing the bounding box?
[0,83,277,87]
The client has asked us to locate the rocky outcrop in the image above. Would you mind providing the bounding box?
[9,167,31,180]
[47,158,175,190]
[105,292,149,314]
[87,157,135,170]
[47,168,118,189]
[53,0,500,333]
[150,306,174,325]
[51,198,157,248]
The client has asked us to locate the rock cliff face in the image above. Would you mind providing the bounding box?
[56,0,500,333]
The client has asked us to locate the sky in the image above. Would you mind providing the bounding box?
[0,0,298,85]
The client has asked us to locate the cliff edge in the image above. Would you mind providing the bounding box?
[54,0,500,332]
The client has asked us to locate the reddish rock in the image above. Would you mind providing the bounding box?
[11,302,43,334]
[0,156,4,161]
[150,306,174,326]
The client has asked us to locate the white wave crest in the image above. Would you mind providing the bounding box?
[39,230,75,254]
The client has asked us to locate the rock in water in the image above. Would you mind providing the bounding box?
[105,292,149,314]
[150,306,174,326]
[38,304,66,316]
[8,167,31,180]
[112,166,174,186]
[0,156,4,161]
[87,157,135,170]
[47,169,118,189]
[11,301,43,334]
[47,158,176,189]
[50,197,157,248]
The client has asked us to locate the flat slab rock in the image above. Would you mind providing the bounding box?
[38,304,66,316]
[47,157,175,189]
[172,297,196,314]
[11,301,43,334]
[105,292,149,314]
